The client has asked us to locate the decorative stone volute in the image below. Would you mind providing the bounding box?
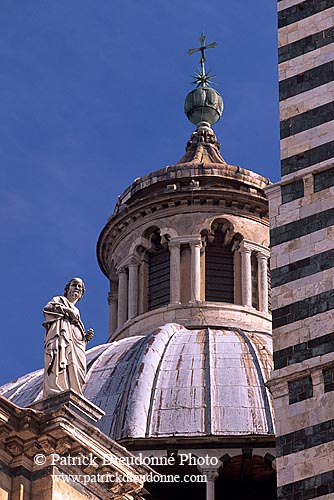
[177,121,227,166]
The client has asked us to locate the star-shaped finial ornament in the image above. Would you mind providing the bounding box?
[192,68,216,88]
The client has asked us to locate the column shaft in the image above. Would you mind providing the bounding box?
[128,262,139,319]
[191,242,201,302]
[206,479,215,500]
[258,253,269,313]
[117,269,128,327]
[201,469,218,500]
[240,246,252,307]
[170,242,181,304]
[108,292,118,336]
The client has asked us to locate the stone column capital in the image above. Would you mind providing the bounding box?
[257,250,270,260]
[239,239,270,256]
[128,256,140,268]
[201,469,219,481]
[108,292,118,304]
[117,267,127,275]
[190,239,202,249]
[231,240,240,252]
[239,242,252,254]
[168,239,181,249]
[118,254,140,271]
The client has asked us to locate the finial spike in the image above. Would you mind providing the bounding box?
[187,33,218,88]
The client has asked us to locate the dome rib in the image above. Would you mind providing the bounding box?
[236,329,274,434]
[205,328,213,436]
[121,324,182,439]
[144,324,184,438]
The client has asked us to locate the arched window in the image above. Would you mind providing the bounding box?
[147,230,170,310]
[202,220,236,303]
[216,454,276,500]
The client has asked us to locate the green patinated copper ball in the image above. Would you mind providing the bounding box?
[184,87,223,126]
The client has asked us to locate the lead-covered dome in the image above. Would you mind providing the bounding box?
[0,323,274,441]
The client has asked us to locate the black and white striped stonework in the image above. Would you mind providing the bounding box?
[278,1,334,181]
[268,1,334,499]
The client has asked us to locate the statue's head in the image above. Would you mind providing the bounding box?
[64,278,86,302]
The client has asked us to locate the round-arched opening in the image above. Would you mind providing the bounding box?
[201,219,242,304]
[216,455,276,500]
[143,456,206,500]
[146,229,170,311]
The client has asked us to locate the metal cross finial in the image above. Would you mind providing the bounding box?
[188,32,217,73]
[187,32,218,88]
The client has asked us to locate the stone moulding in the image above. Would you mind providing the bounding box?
[0,394,151,500]
[97,156,270,279]
[117,163,270,208]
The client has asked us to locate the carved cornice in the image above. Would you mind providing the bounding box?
[114,163,270,212]
[108,292,118,304]
[0,395,150,499]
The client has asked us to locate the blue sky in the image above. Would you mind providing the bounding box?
[0,1,279,385]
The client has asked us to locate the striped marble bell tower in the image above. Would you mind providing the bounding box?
[266,1,334,499]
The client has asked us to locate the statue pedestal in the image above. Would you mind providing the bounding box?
[29,389,105,424]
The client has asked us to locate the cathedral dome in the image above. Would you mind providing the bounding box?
[0,323,274,442]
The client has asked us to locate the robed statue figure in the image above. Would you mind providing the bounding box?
[43,278,94,397]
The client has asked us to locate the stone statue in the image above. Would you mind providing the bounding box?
[43,278,94,398]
